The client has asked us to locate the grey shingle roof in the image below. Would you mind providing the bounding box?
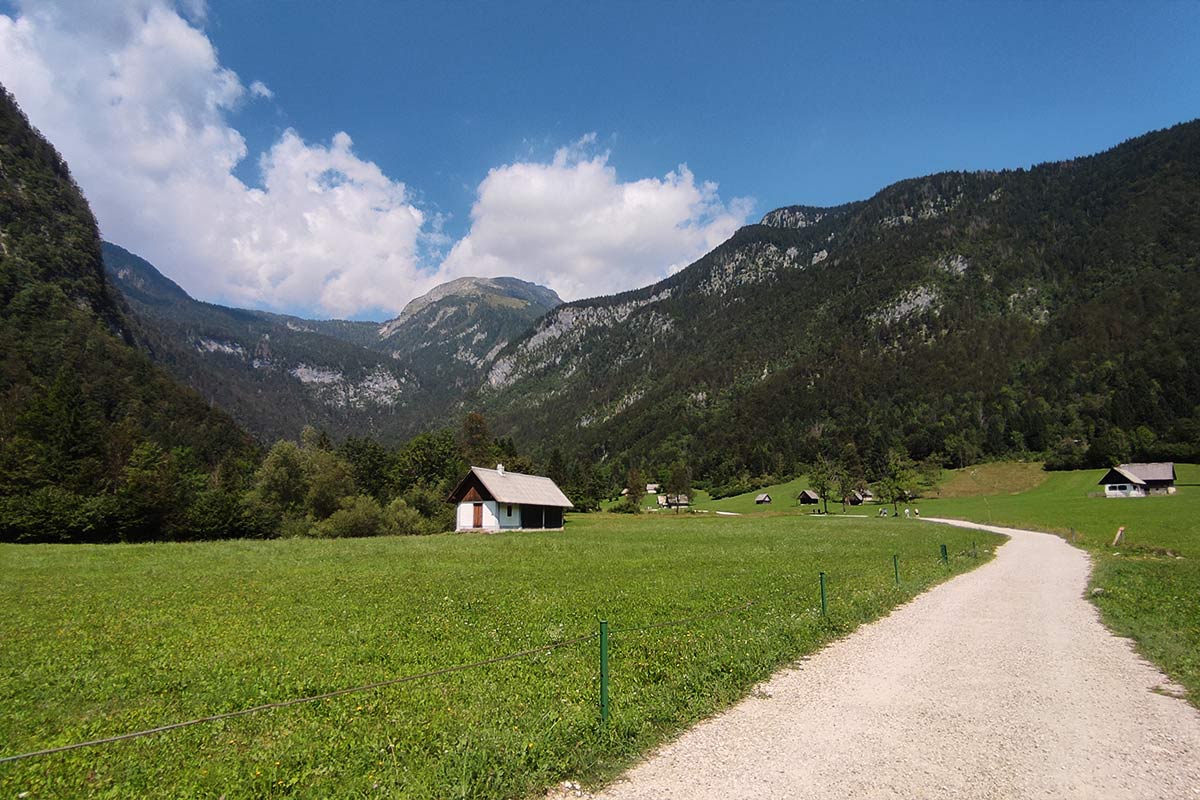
[471,467,572,507]
[1119,462,1176,482]
[1105,467,1146,486]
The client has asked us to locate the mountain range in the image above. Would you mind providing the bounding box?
[477,122,1200,480]
[103,243,561,442]
[7,68,1200,507]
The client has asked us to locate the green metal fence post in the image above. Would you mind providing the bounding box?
[819,571,828,616]
[940,543,948,563]
[893,554,900,586]
[599,620,609,723]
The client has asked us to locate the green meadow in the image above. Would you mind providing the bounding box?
[920,463,1200,704]
[0,514,994,799]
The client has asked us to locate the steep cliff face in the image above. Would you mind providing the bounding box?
[476,121,1200,476]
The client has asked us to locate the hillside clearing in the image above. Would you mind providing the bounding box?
[928,461,1048,498]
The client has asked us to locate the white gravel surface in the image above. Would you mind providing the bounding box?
[583,518,1200,800]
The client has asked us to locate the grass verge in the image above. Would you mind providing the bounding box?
[1,513,995,798]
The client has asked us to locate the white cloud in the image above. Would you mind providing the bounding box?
[0,1,753,318]
[441,137,753,300]
[0,0,429,317]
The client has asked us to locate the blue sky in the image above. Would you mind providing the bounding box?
[210,1,1200,228]
[1,1,1197,318]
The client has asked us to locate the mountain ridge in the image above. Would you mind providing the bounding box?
[103,242,561,443]
[474,119,1200,480]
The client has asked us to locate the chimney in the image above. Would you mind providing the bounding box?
[496,464,504,476]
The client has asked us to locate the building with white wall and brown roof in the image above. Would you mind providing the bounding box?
[446,465,573,531]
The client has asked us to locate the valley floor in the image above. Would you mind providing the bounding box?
[589,519,1200,800]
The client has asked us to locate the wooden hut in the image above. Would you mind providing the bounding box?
[798,489,820,505]
[447,465,572,531]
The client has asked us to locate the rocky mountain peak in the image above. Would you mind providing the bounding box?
[379,276,561,339]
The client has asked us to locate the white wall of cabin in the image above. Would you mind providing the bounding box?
[456,500,501,531]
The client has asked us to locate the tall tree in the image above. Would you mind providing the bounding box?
[879,448,918,512]
[807,455,836,514]
[461,412,495,468]
[666,461,691,515]
[621,467,644,514]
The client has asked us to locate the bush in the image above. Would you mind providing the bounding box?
[312,495,387,538]
[386,497,436,535]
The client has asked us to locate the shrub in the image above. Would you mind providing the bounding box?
[312,495,387,538]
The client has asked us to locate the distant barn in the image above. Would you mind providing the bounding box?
[1097,462,1177,498]
[447,465,572,531]
[847,491,864,506]
[755,493,772,505]
[798,489,820,505]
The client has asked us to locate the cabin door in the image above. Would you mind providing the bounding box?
[472,503,483,528]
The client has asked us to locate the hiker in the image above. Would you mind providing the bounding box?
[914,508,920,518]
[878,507,888,517]
[904,507,911,519]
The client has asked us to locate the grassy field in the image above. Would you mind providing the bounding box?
[925,461,1048,499]
[920,463,1200,704]
[0,514,996,799]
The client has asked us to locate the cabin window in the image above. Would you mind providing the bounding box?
[506,504,513,516]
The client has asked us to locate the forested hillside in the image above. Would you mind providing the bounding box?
[479,121,1200,487]
[0,86,256,542]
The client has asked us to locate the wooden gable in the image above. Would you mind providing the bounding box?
[446,471,495,504]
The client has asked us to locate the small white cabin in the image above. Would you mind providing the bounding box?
[447,465,572,531]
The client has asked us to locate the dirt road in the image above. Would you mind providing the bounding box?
[590,519,1200,799]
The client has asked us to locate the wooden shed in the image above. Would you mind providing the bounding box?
[798,489,820,505]
[755,493,772,504]
[447,465,572,531]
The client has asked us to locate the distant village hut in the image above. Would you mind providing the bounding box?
[755,493,772,505]
[666,494,690,508]
[847,491,864,506]
[646,483,660,494]
[447,465,572,531]
[798,489,820,505]
[1098,462,1176,498]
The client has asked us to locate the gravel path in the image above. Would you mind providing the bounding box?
[586,518,1200,799]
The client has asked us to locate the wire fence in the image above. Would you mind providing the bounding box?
[1,542,974,765]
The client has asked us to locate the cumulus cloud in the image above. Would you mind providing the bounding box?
[0,0,753,317]
[441,137,753,300]
[0,0,429,317]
